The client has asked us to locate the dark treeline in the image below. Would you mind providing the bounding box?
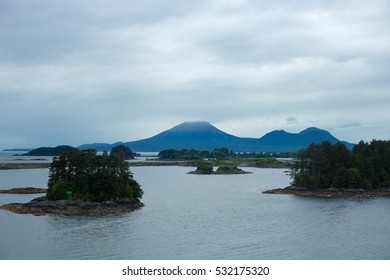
[158,148,234,160]
[110,144,135,160]
[290,140,390,189]
[158,148,296,160]
[236,151,297,158]
[47,150,143,202]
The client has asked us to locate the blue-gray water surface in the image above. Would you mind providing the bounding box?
[1,165,390,260]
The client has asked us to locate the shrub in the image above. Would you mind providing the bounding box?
[47,180,71,200]
[195,161,213,174]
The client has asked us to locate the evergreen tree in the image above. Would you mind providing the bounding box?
[47,150,143,202]
[290,140,390,190]
[110,144,135,160]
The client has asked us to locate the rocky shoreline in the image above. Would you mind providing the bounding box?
[0,196,144,216]
[263,186,390,197]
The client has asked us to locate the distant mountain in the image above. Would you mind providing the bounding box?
[122,121,257,152]
[79,121,354,152]
[257,127,353,151]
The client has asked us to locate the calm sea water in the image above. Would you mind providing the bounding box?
[1,160,390,259]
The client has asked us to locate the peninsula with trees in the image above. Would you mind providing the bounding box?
[264,140,390,197]
[0,150,143,215]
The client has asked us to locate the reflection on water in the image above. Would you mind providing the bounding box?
[1,166,390,260]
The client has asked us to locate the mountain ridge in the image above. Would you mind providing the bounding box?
[78,121,354,152]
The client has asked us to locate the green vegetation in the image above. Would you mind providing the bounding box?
[216,165,240,172]
[188,160,251,175]
[236,151,297,158]
[215,165,248,174]
[290,140,390,189]
[110,144,135,160]
[157,147,290,169]
[158,148,233,160]
[193,160,214,174]
[24,145,78,156]
[251,158,286,168]
[158,147,296,161]
[47,150,143,202]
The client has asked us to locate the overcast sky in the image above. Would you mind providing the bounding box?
[1,0,389,149]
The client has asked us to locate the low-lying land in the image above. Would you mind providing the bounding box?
[0,196,143,216]
[263,186,390,197]
[141,157,288,168]
[188,169,252,175]
[0,158,289,169]
[0,163,51,169]
[0,187,47,194]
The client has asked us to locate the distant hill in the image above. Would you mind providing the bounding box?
[79,121,355,152]
[23,145,78,156]
[256,127,353,151]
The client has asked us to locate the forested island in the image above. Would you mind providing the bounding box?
[23,145,78,156]
[22,144,137,158]
[265,140,390,197]
[188,160,252,175]
[109,144,136,159]
[1,150,143,215]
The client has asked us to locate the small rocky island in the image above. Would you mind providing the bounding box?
[22,145,78,156]
[264,140,390,197]
[0,196,143,216]
[0,149,144,216]
[188,161,252,175]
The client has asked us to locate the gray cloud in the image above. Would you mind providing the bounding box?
[1,0,390,148]
[286,116,298,124]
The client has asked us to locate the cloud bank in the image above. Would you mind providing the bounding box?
[1,0,389,148]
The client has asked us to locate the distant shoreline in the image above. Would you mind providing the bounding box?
[0,187,47,194]
[0,162,51,169]
[1,149,32,152]
[188,169,252,175]
[0,160,288,169]
[263,186,390,197]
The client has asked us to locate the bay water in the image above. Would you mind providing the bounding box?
[1,163,390,260]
